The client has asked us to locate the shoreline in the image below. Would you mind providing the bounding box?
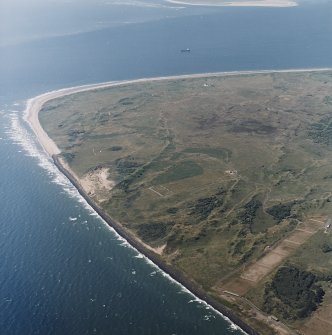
[25,68,332,335]
[52,155,256,334]
[24,67,331,157]
[165,0,298,7]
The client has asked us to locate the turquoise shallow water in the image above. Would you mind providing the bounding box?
[0,1,331,334]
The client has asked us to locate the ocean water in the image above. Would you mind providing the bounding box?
[0,0,331,334]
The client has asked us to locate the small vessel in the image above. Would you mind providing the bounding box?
[181,48,190,53]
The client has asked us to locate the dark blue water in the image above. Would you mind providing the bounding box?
[0,1,331,334]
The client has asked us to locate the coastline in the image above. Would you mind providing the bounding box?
[165,0,298,7]
[24,67,331,158]
[25,68,332,335]
[52,155,257,334]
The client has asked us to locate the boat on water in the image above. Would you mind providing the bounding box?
[180,48,190,53]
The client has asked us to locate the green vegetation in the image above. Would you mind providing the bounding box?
[115,158,143,178]
[238,198,262,226]
[287,229,332,275]
[152,160,203,185]
[188,188,225,220]
[266,201,296,223]
[321,243,332,253]
[40,71,332,333]
[308,115,332,145]
[137,221,175,243]
[183,147,231,161]
[263,265,325,319]
[110,145,123,151]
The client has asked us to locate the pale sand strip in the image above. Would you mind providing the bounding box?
[165,0,298,8]
[24,67,331,205]
[80,167,115,198]
[23,68,331,334]
[25,67,331,159]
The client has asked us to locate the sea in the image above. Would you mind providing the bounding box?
[0,0,331,334]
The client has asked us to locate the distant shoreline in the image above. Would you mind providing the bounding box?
[25,68,331,335]
[165,0,298,7]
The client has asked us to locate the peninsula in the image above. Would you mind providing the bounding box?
[27,69,332,335]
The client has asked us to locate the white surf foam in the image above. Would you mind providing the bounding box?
[7,113,93,210]
[9,96,250,334]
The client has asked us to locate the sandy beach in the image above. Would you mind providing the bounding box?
[25,67,331,204]
[24,67,332,335]
[25,67,331,161]
[165,0,298,7]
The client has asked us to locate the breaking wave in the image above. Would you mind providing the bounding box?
[8,104,247,334]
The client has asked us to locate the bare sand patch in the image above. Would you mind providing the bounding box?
[139,241,167,255]
[220,278,255,296]
[253,252,285,269]
[216,218,325,295]
[81,167,114,202]
[165,0,298,8]
[241,264,273,282]
[284,230,312,244]
[271,243,296,256]
[300,291,332,335]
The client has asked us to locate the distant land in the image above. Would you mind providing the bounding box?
[29,69,332,335]
[165,0,298,7]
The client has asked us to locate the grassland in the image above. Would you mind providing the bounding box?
[39,70,332,334]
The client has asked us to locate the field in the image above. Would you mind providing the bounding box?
[40,71,332,334]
